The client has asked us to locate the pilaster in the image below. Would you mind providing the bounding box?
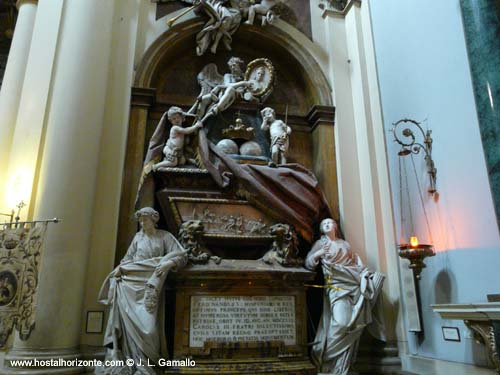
[321,0,405,349]
[116,87,156,263]
[0,0,38,212]
[5,0,115,372]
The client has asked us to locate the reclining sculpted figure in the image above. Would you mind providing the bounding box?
[96,207,187,375]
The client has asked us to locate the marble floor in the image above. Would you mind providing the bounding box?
[402,355,498,375]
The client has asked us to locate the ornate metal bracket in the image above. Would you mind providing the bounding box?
[392,118,437,195]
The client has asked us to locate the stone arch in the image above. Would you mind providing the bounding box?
[134,18,332,108]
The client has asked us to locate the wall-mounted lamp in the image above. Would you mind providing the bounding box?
[398,238,435,280]
[392,118,437,195]
[392,118,436,280]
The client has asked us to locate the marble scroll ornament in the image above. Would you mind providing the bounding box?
[0,223,48,348]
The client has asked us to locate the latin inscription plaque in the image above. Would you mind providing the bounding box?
[189,296,296,348]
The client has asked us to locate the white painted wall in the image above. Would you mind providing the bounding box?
[369,0,500,366]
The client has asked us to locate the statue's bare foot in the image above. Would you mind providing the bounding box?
[144,284,158,313]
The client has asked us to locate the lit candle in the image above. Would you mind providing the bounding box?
[410,236,419,247]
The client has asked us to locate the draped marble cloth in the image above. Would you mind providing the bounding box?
[305,236,385,375]
[138,125,331,243]
[96,230,187,375]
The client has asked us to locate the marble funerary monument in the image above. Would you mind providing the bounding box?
[98,1,386,375]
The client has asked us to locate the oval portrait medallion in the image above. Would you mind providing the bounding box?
[0,270,18,307]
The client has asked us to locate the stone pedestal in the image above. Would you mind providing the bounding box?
[165,260,316,375]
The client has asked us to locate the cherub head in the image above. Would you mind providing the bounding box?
[261,107,275,122]
[167,106,185,126]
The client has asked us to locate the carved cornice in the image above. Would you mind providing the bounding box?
[321,0,362,18]
[306,105,335,132]
[131,87,156,108]
[320,0,348,11]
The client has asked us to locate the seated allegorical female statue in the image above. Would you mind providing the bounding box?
[96,207,187,375]
[305,218,385,375]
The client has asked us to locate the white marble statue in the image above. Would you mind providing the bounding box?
[179,0,242,56]
[96,207,187,375]
[153,106,202,170]
[224,56,245,84]
[245,0,279,26]
[260,107,291,164]
[174,1,280,55]
[305,218,385,375]
[189,57,266,125]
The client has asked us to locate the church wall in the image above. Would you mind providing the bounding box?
[370,0,500,367]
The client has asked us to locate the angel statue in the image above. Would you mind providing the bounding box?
[188,57,275,126]
[168,1,285,55]
[170,0,242,56]
[305,218,385,375]
[95,207,187,375]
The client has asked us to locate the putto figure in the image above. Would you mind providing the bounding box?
[96,207,187,375]
[189,57,274,126]
[245,0,278,25]
[260,107,291,164]
[305,218,385,375]
[153,106,202,170]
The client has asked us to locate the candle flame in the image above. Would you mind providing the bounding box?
[410,236,419,247]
